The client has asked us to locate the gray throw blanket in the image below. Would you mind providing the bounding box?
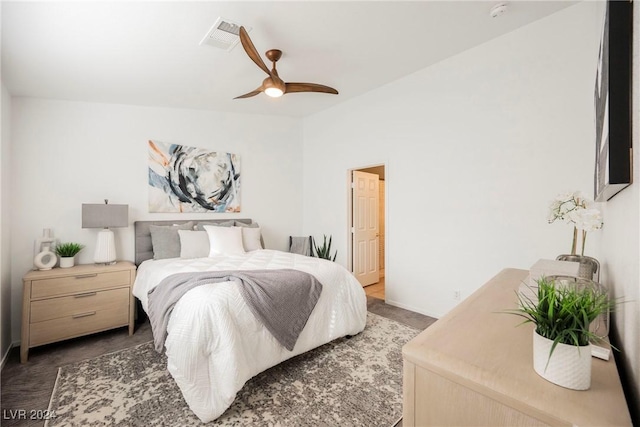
[147,269,323,353]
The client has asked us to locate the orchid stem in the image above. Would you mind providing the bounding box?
[571,227,578,255]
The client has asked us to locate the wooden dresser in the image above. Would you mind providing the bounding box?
[402,268,632,426]
[21,261,136,363]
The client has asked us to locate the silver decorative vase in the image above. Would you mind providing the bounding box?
[556,254,600,282]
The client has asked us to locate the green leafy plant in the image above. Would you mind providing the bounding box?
[312,235,337,262]
[505,276,616,361]
[55,242,84,257]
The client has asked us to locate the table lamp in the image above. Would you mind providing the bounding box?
[82,200,128,264]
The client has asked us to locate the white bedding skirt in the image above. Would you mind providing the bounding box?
[133,249,367,422]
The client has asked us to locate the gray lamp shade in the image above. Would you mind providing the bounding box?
[82,204,128,228]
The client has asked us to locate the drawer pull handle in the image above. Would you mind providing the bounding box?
[74,292,97,298]
[75,274,98,279]
[72,311,96,319]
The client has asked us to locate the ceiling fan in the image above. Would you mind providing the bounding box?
[234,26,339,99]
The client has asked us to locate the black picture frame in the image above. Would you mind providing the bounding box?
[594,0,633,202]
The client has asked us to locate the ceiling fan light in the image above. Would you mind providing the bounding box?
[265,87,284,98]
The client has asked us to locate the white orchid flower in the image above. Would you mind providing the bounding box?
[573,208,603,232]
[548,191,602,256]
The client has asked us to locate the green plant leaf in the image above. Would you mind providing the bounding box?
[312,234,337,261]
[55,242,84,257]
[501,276,618,363]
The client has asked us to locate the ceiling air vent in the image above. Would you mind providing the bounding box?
[200,17,248,51]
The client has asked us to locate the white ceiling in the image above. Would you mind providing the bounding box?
[2,1,577,118]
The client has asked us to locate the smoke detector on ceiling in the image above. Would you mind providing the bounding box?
[489,3,508,18]
[200,17,249,51]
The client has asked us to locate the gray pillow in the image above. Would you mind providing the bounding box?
[149,222,194,260]
[234,221,259,228]
[195,220,235,231]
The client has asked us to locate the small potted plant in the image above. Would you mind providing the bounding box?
[312,235,337,262]
[55,242,84,268]
[505,275,614,390]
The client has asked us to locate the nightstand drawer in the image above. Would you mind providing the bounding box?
[29,305,129,347]
[31,270,131,299]
[30,288,130,323]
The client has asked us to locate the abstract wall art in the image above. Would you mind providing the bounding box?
[148,140,241,213]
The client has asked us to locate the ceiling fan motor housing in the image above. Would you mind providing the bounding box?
[235,26,338,99]
[263,76,285,97]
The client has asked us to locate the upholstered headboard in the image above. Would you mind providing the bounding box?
[134,218,254,265]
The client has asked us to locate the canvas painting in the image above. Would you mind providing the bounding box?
[593,4,609,201]
[593,0,632,202]
[148,140,241,213]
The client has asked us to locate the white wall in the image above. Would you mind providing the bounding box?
[596,3,640,419]
[1,83,12,361]
[10,99,304,341]
[302,2,599,318]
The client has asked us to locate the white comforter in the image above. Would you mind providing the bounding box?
[133,249,367,422]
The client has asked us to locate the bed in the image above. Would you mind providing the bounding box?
[132,219,367,422]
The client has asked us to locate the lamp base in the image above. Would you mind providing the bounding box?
[94,229,117,264]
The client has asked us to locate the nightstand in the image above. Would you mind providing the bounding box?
[21,261,136,363]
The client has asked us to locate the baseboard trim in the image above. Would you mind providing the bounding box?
[0,341,18,370]
[384,298,441,320]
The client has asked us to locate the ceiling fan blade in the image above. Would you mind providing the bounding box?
[238,26,271,76]
[234,87,263,99]
[285,83,339,95]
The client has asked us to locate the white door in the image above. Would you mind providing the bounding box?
[352,170,379,286]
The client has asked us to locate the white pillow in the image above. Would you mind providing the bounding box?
[238,226,263,251]
[203,225,245,256]
[177,230,209,259]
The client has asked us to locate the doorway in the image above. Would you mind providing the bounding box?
[348,164,386,299]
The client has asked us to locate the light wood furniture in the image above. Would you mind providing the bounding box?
[21,261,136,363]
[402,268,632,427]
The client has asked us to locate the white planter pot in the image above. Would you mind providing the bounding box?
[533,331,591,390]
[59,256,75,268]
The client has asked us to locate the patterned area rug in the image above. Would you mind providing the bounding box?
[46,313,419,426]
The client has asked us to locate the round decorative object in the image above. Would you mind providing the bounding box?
[34,248,57,271]
[59,257,75,268]
[533,331,591,390]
